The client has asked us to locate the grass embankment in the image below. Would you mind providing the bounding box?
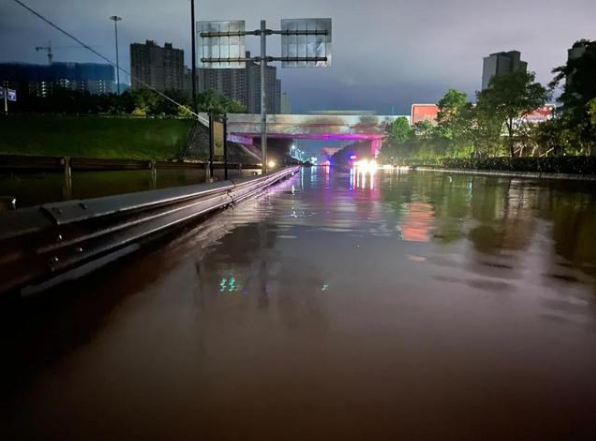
[0,115,193,160]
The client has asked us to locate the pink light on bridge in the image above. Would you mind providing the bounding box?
[371,138,383,157]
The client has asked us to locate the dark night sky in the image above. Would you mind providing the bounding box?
[1,0,595,114]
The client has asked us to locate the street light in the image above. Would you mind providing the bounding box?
[190,0,197,113]
[109,16,122,95]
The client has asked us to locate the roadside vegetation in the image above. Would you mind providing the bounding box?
[0,88,245,160]
[0,115,193,160]
[380,40,596,169]
[7,87,246,117]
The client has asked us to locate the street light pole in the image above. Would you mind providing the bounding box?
[109,16,122,95]
[190,0,198,113]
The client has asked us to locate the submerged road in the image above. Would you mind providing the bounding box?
[2,167,596,440]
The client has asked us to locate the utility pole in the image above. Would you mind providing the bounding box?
[109,16,122,95]
[260,20,268,174]
[190,0,198,113]
[3,87,8,116]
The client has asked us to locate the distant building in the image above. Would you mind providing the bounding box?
[130,41,184,92]
[280,92,291,114]
[195,67,248,107]
[411,104,439,125]
[185,51,282,114]
[410,103,554,125]
[0,62,114,97]
[566,41,596,88]
[482,50,528,90]
[245,56,281,114]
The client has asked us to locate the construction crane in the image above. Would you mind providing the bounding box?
[35,40,53,64]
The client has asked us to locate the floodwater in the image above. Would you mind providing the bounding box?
[0,168,259,208]
[2,167,596,440]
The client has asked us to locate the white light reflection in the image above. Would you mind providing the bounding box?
[352,159,378,189]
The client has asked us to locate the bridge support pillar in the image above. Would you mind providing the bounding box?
[371,138,382,158]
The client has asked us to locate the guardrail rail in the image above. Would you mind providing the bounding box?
[0,166,299,296]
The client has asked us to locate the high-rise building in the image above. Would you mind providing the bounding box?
[246,58,281,114]
[196,67,248,107]
[130,41,184,91]
[0,62,115,97]
[186,52,283,114]
[281,92,291,114]
[566,40,595,87]
[482,51,528,90]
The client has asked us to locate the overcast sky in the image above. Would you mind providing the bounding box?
[1,0,595,114]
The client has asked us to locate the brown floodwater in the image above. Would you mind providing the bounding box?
[2,167,596,440]
[0,168,260,208]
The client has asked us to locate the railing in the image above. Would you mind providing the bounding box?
[0,154,260,172]
[0,154,262,207]
[0,166,299,296]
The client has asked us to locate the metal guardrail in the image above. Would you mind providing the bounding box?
[0,154,261,172]
[0,166,300,296]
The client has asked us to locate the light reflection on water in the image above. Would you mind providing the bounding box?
[2,167,596,441]
[0,168,259,208]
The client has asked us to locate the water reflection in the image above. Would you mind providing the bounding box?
[0,168,258,208]
[2,167,596,440]
[399,202,434,242]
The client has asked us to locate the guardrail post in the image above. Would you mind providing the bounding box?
[204,162,210,183]
[208,111,214,181]
[62,156,72,200]
[223,115,229,181]
[150,161,157,189]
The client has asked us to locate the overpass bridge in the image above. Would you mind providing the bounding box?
[202,113,400,157]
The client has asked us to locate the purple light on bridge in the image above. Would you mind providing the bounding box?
[233,133,385,157]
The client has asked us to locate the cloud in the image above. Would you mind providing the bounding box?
[1,0,595,112]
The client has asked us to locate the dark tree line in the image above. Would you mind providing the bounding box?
[8,87,246,117]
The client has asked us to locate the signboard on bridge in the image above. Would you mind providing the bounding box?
[281,18,332,68]
[197,20,246,69]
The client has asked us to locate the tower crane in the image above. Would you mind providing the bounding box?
[35,41,53,64]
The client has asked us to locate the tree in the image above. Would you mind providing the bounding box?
[389,117,412,143]
[153,90,191,116]
[590,97,596,126]
[468,104,505,158]
[436,89,468,137]
[380,117,412,163]
[130,89,162,116]
[198,89,247,114]
[436,89,475,156]
[412,120,435,138]
[531,118,570,156]
[477,70,549,157]
[551,40,596,155]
